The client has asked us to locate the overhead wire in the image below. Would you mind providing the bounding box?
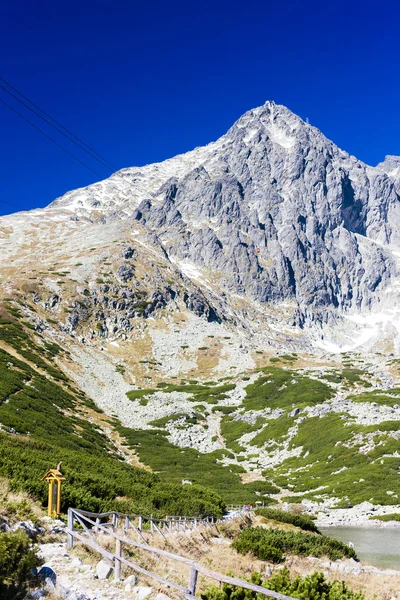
[0,197,26,211]
[0,96,103,178]
[0,76,116,170]
[0,81,116,173]
[0,77,145,212]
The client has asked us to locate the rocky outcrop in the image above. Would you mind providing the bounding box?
[48,101,400,327]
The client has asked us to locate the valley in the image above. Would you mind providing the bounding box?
[1,100,400,598]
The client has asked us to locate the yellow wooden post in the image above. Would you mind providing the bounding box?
[56,480,62,517]
[41,468,65,517]
[48,480,54,517]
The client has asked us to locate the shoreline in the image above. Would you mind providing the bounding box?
[316,518,400,528]
[301,499,400,528]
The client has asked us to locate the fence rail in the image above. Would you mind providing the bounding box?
[66,508,295,600]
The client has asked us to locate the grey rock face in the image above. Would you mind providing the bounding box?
[49,101,400,326]
[117,264,134,282]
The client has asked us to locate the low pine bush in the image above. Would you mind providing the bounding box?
[232,527,356,562]
[201,568,365,600]
[0,530,41,599]
[255,507,320,533]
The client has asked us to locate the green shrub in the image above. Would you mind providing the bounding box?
[0,530,41,599]
[211,406,236,414]
[374,513,400,522]
[232,527,356,562]
[116,425,273,505]
[201,568,365,600]
[265,412,400,505]
[220,416,264,453]
[255,507,320,533]
[127,382,235,405]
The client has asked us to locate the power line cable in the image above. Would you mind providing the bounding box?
[0,80,146,209]
[0,95,103,177]
[0,91,135,205]
[0,197,25,211]
[0,76,116,170]
[0,82,116,173]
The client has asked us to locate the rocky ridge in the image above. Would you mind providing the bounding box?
[2,101,400,352]
[49,101,400,332]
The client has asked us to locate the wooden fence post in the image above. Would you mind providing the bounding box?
[115,538,122,581]
[138,515,142,531]
[67,508,74,549]
[112,513,118,529]
[95,517,100,533]
[188,566,198,596]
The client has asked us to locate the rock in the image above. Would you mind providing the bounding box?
[122,246,135,259]
[95,559,112,580]
[70,557,82,568]
[124,574,138,591]
[13,520,44,538]
[155,594,171,600]
[30,590,46,599]
[132,586,153,600]
[210,537,230,545]
[289,408,300,417]
[117,265,134,282]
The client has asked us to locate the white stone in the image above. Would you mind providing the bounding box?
[70,557,83,567]
[133,586,153,600]
[96,559,112,580]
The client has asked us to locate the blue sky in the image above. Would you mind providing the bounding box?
[0,0,399,215]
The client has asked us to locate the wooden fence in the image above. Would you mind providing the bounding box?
[66,508,295,600]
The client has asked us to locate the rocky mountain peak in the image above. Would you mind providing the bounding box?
[2,101,400,351]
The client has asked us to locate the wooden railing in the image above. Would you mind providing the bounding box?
[66,508,295,600]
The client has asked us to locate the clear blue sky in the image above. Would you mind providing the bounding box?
[1,0,399,215]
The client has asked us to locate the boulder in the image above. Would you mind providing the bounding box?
[124,574,138,591]
[30,591,46,599]
[122,246,135,259]
[132,586,153,600]
[95,559,112,580]
[117,265,134,282]
[13,520,44,538]
[70,557,82,568]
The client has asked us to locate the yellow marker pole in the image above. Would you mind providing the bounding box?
[56,480,62,516]
[48,480,54,517]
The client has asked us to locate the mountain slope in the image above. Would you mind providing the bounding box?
[2,101,400,513]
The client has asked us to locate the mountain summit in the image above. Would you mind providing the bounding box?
[51,102,400,325]
[2,102,400,351]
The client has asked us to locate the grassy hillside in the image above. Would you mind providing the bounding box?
[0,304,224,517]
[2,296,400,512]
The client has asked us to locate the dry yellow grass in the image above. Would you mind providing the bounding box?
[0,477,44,521]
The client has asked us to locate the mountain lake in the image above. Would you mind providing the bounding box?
[320,526,400,570]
